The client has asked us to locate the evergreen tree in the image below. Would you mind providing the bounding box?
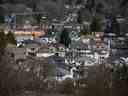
[77,10,82,24]
[0,16,4,24]
[104,16,120,35]
[35,14,42,24]
[59,29,71,48]
[96,3,104,13]
[86,0,96,12]
[90,16,101,33]
[111,16,120,35]
[0,30,7,59]
[6,32,16,45]
[104,16,112,34]
[0,30,7,49]
[80,26,89,36]
[0,7,5,23]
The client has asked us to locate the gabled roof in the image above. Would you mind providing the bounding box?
[46,54,68,70]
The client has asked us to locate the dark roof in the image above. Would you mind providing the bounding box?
[45,54,70,77]
[56,68,69,77]
[111,49,128,58]
[46,55,68,70]
[22,39,40,45]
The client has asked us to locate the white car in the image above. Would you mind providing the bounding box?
[16,41,25,47]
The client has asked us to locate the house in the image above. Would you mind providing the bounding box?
[36,46,55,58]
[45,53,73,81]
